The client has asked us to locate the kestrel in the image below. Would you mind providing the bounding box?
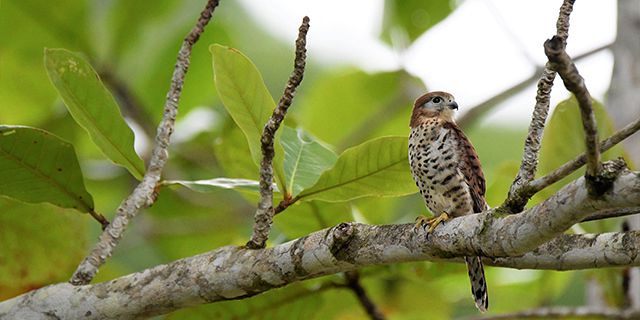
[408,91,489,312]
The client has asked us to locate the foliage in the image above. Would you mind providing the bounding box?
[0,1,627,319]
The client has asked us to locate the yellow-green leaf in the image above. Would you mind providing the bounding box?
[210,44,287,195]
[44,48,145,180]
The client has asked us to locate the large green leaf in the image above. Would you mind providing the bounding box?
[0,125,94,212]
[44,48,145,180]
[210,44,287,195]
[298,136,415,202]
[381,0,454,44]
[0,198,87,300]
[281,126,338,197]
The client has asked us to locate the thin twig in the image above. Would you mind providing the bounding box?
[69,0,220,285]
[466,306,640,320]
[457,43,610,129]
[503,0,575,212]
[345,271,386,320]
[246,16,310,249]
[545,36,601,180]
[502,116,640,209]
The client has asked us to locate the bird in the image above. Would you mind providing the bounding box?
[408,91,489,312]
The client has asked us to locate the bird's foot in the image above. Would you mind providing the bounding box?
[414,212,450,233]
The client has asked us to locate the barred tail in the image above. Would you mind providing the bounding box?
[465,256,488,312]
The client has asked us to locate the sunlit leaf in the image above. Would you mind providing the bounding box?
[210,44,287,194]
[281,126,338,197]
[0,125,94,212]
[298,136,415,202]
[163,178,273,194]
[44,48,145,180]
[0,198,87,299]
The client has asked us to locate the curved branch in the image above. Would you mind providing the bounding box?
[3,168,640,319]
[247,16,310,249]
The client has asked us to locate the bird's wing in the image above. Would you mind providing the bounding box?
[444,122,487,213]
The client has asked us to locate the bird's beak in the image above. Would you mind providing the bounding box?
[448,101,459,110]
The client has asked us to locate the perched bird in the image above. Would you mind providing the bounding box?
[408,91,489,312]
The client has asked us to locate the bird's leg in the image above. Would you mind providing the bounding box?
[414,212,450,233]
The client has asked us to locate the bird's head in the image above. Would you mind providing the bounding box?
[410,91,458,127]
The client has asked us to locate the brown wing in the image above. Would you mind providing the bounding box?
[444,121,487,213]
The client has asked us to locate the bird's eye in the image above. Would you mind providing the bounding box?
[432,97,442,103]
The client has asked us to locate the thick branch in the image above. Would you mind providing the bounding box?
[69,0,220,285]
[4,169,640,318]
[247,16,310,249]
[545,35,601,181]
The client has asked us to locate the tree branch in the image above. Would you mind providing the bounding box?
[501,116,640,213]
[247,16,310,249]
[505,0,575,212]
[69,0,220,285]
[545,36,601,181]
[4,167,640,318]
[345,271,386,320]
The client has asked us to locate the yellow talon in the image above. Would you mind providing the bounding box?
[415,212,450,233]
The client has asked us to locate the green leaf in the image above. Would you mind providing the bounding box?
[298,136,415,202]
[44,48,145,180]
[163,178,271,194]
[0,198,87,300]
[381,0,454,44]
[0,125,94,212]
[281,126,338,197]
[210,44,287,195]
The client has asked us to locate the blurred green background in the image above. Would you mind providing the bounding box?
[0,0,631,318]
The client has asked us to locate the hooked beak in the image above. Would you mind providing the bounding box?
[447,101,459,110]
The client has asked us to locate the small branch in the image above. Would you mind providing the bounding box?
[505,116,640,207]
[504,0,575,212]
[246,16,310,249]
[545,36,601,181]
[345,271,386,320]
[467,306,640,320]
[69,0,220,285]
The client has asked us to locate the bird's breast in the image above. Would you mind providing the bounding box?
[408,124,474,217]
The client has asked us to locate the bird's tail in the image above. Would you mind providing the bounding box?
[465,256,488,312]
